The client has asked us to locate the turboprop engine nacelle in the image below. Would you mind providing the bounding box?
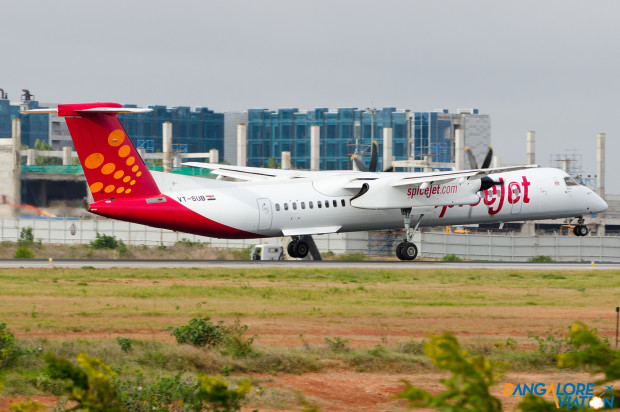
[350,177,483,209]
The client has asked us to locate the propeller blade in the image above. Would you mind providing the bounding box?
[369,141,378,173]
[352,156,367,172]
[481,146,493,169]
[383,165,394,172]
[465,146,478,169]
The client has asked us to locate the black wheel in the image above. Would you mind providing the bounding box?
[396,242,406,261]
[287,240,299,258]
[294,240,309,258]
[402,242,418,261]
[573,225,589,237]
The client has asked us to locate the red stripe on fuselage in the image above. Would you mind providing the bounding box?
[88,195,260,239]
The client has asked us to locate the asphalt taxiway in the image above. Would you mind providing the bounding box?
[1,259,619,270]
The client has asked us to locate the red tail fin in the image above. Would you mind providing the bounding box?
[58,103,160,201]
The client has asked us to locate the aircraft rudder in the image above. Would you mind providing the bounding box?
[59,103,160,202]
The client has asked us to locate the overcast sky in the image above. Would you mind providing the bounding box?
[3,0,618,193]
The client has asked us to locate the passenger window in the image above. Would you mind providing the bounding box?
[317,201,322,209]
[564,177,578,186]
[333,200,337,207]
[301,202,306,209]
[341,199,346,207]
[284,203,289,211]
[325,200,329,208]
[293,202,297,210]
[275,203,280,211]
[309,201,314,209]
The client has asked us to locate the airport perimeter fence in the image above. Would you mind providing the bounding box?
[1,217,619,261]
[0,217,366,255]
[416,231,620,262]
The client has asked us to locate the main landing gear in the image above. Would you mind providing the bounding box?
[287,236,309,259]
[572,216,589,237]
[396,208,424,261]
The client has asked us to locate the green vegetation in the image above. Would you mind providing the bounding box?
[44,352,253,411]
[442,254,462,262]
[13,247,34,259]
[90,233,121,250]
[528,255,554,262]
[400,322,620,411]
[399,333,503,411]
[324,336,350,353]
[34,139,62,166]
[18,227,34,246]
[115,336,134,353]
[0,322,22,369]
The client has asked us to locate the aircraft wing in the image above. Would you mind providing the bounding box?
[348,164,539,209]
[184,161,538,208]
[183,162,361,181]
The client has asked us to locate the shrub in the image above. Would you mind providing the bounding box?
[324,336,350,353]
[442,254,462,262]
[399,333,503,411]
[45,352,122,411]
[176,238,202,247]
[528,255,553,262]
[398,337,425,355]
[0,323,22,369]
[115,336,134,353]
[169,317,227,348]
[14,247,35,259]
[9,400,47,412]
[18,227,34,246]
[169,317,255,358]
[90,233,119,250]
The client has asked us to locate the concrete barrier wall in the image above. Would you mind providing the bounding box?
[417,232,620,262]
[0,217,367,255]
[2,217,619,261]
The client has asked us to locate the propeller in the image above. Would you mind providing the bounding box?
[352,141,380,172]
[465,146,493,169]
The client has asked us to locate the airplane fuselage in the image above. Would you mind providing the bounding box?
[90,167,606,239]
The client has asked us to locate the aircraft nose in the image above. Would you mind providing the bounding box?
[588,191,608,214]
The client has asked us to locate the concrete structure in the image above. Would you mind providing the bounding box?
[209,148,219,164]
[526,131,535,164]
[0,118,22,215]
[454,128,465,170]
[62,146,72,165]
[281,151,291,169]
[310,125,320,171]
[162,122,172,173]
[236,124,247,167]
[382,127,393,170]
[223,112,247,165]
[597,133,605,199]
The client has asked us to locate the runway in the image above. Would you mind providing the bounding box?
[1,259,619,270]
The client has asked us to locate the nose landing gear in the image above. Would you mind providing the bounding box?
[573,216,589,236]
[396,209,424,261]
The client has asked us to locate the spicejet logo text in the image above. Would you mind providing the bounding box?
[436,176,531,217]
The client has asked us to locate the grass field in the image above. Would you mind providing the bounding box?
[1,266,619,410]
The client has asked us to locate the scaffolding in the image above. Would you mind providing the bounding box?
[367,229,403,256]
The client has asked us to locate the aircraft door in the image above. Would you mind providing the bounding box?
[509,183,522,214]
[257,198,273,230]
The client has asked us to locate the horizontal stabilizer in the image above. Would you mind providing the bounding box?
[23,106,152,115]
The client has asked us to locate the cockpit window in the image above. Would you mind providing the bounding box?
[564,177,579,186]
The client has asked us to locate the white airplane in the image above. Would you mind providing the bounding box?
[26,103,608,260]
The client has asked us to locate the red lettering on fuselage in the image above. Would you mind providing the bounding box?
[436,175,532,218]
[407,184,458,199]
